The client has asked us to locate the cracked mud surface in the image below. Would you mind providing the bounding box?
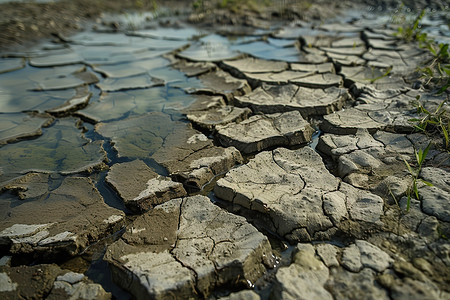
[104,195,273,299]
[0,0,449,299]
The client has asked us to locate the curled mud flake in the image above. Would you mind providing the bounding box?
[45,87,92,117]
[0,113,54,146]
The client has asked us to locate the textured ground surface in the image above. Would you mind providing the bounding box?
[0,0,449,299]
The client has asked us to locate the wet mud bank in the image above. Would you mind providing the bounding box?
[1,0,449,299]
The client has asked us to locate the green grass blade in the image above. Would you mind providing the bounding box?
[413,181,420,200]
[442,121,449,149]
[421,142,432,165]
[404,159,415,176]
[419,179,434,187]
[416,150,422,165]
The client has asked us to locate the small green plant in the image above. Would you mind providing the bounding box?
[418,42,450,94]
[217,0,260,12]
[403,142,433,211]
[394,9,450,94]
[192,0,205,10]
[437,225,448,240]
[409,98,450,150]
[367,66,393,84]
[395,9,427,43]
[135,0,157,11]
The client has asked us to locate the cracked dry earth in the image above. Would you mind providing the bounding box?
[0,4,450,300]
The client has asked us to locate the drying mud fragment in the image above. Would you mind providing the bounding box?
[215,111,314,154]
[242,70,314,87]
[339,65,406,91]
[418,182,450,223]
[362,48,428,74]
[33,69,99,91]
[77,87,194,123]
[234,83,348,117]
[73,44,179,66]
[96,112,243,189]
[273,26,328,40]
[129,26,202,41]
[0,113,53,145]
[187,105,252,130]
[319,23,362,33]
[106,159,186,213]
[0,264,110,299]
[177,41,242,62]
[0,173,49,200]
[221,57,288,75]
[290,62,335,73]
[194,69,251,101]
[183,94,226,112]
[29,51,84,68]
[104,195,274,300]
[231,41,324,63]
[327,52,366,66]
[0,176,124,260]
[214,147,384,243]
[0,118,106,184]
[81,47,170,66]
[320,45,367,56]
[0,82,85,115]
[330,37,365,48]
[45,86,91,117]
[0,58,25,74]
[184,94,252,129]
[96,73,164,92]
[171,58,217,77]
[290,73,343,89]
[92,57,170,78]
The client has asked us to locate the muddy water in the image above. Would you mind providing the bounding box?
[0,5,449,298]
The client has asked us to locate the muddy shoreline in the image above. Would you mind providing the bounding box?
[1,0,447,52]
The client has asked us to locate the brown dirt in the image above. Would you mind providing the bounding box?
[1,0,447,53]
[0,0,183,51]
[0,0,354,52]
